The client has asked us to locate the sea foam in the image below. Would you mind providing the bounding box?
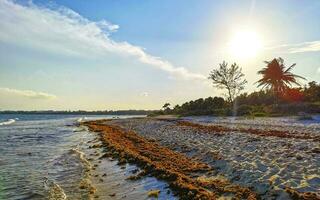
[76,117,87,123]
[44,178,67,200]
[0,119,16,126]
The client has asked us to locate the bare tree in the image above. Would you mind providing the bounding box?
[162,103,171,110]
[208,61,247,103]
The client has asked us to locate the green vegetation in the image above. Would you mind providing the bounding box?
[153,58,320,117]
[155,83,320,117]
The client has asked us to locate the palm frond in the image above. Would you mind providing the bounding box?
[284,63,296,73]
[256,58,306,94]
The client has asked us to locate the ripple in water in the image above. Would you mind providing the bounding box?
[0,115,101,199]
[0,114,173,200]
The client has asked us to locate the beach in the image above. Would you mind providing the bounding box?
[82,116,320,199]
[2,1,320,199]
[1,114,319,199]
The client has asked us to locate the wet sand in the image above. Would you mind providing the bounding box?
[76,123,176,200]
[84,117,320,200]
[82,120,257,199]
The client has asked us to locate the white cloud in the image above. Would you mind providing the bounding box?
[0,88,56,99]
[267,41,320,53]
[317,67,320,74]
[288,41,320,53]
[140,92,149,97]
[96,20,119,33]
[0,0,205,80]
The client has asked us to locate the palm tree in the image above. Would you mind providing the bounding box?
[256,57,305,97]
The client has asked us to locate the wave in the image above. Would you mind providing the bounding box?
[69,148,91,169]
[76,117,87,123]
[0,119,16,126]
[73,127,87,132]
[44,178,67,200]
[69,148,96,198]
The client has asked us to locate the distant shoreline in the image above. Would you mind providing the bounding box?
[0,110,155,115]
[1,112,318,119]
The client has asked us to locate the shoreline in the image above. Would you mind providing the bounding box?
[82,117,320,199]
[82,119,258,199]
[76,120,176,200]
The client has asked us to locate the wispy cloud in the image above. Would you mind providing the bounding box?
[0,88,56,99]
[140,92,149,97]
[0,0,205,80]
[267,41,320,53]
[288,41,320,53]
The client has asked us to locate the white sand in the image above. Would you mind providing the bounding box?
[111,116,320,199]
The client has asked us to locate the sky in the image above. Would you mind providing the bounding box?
[0,0,319,110]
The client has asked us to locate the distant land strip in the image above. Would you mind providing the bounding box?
[0,110,156,115]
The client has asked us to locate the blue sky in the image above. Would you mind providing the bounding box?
[0,0,319,110]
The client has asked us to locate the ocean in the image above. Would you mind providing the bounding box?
[0,114,175,200]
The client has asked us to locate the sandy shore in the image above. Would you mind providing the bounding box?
[75,120,176,200]
[83,117,320,199]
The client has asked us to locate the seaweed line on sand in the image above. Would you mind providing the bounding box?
[82,120,258,200]
[171,120,320,141]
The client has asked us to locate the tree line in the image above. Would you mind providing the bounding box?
[155,58,320,117]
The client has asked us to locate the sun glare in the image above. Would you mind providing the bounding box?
[229,30,262,59]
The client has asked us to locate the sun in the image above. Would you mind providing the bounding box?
[228,30,262,59]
